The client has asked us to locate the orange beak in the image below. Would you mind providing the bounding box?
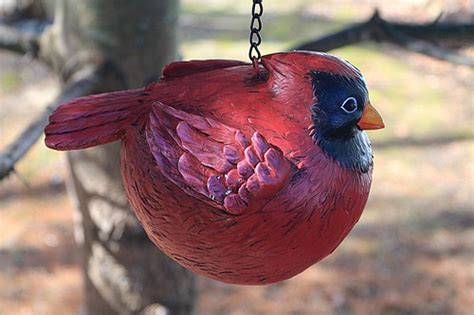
[358,102,385,130]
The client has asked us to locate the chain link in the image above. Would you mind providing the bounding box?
[249,0,263,61]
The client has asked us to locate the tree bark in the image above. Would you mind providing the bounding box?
[47,1,196,314]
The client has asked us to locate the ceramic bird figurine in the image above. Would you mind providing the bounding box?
[45,51,384,285]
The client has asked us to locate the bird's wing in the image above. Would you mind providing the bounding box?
[146,101,293,215]
[162,60,248,80]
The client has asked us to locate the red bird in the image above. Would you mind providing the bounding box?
[45,51,384,285]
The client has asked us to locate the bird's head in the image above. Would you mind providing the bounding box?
[261,51,384,173]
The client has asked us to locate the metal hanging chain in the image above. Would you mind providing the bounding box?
[249,0,263,62]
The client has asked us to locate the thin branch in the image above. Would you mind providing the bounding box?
[0,24,40,56]
[389,21,474,46]
[294,20,374,52]
[383,22,474,67]
[0,63,105,180]
[292,10,474,67]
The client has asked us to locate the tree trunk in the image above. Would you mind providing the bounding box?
[47,1,196,314]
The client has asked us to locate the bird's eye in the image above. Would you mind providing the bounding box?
[340,97,358,114]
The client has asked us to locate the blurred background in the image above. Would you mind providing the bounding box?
[0,0,473,314]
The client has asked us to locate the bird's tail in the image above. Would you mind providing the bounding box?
[45,87,149,150]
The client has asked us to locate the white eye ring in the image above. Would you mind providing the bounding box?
[340,97,358,114]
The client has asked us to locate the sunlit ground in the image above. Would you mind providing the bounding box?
[1,0,473,314]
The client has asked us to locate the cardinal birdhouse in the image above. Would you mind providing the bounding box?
[45,51,384,284]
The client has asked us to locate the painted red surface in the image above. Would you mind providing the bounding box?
[45,51,382,285]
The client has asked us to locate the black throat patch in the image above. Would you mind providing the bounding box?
[314,129,373,173]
